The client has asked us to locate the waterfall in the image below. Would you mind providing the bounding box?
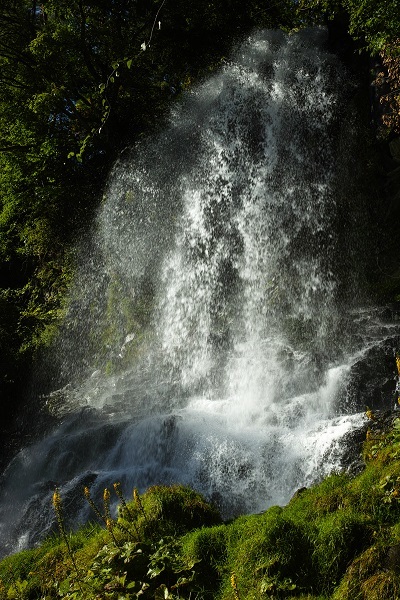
[0,27,397,556]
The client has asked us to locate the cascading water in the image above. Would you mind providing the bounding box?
[1,27,398,556]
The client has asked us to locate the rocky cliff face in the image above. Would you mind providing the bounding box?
[325,15,400,302]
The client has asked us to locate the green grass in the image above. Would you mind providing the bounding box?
[3,418,400,598]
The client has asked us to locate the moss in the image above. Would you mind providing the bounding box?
[181,525,228,597]
[182,523,227,564]
[361,572,400,600]
[119,484,222,542]
[5,418,400,598]
[285,473,350,524]
[312,509,373,592]
[213,507,314,599]
[332,544,386,600]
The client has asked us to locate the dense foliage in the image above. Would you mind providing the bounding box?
[299,0,400,54]
[299,0,400,134]
[3,416,400,598]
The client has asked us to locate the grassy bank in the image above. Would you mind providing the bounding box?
[2,413,400,599]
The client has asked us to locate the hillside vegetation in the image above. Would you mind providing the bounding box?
[1,414,400,599]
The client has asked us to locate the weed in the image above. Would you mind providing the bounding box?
[52,488,84,593]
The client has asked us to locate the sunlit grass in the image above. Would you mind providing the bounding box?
[3,419,400,598]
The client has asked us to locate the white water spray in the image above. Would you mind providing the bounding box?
[0,28,397,555]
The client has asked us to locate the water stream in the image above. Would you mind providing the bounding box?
[1,27,398,556]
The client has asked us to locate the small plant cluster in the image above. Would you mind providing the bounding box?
[0,484,221,600]
[5,415,400,599]
[364,417,400,461]
[50,483,221,599]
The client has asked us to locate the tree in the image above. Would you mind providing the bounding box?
[299,0,400,54]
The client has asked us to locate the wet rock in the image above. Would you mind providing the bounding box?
[289,487,307,503]
[364,408,400,437]
[335,423,369,476]
[323,409,400,478]
[341,336,400,413]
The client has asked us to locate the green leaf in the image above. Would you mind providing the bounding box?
[59,577,72,594]
[154,584,169,599]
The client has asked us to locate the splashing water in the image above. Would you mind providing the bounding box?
[1,28,398,555]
